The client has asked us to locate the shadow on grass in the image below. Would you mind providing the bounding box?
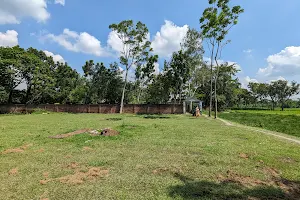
[144,115,171,119]
[106,118,123,121]
[169,173,300,200]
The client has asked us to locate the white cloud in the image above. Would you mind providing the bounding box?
[107,31,124,53]
[55,0,65,6]
[0,30,18,47]
[151,20,188,57]
[107,31,150,56]
[204,57,241,71]
[154,63,160,75]
[240,76,258,89]
[0,0,51,24]
[44,29,107,57]
[243,49,253,54]
[43,50,65,64]
[257,46,300,78]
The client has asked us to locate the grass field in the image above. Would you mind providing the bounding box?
[232,108,300,116]
[1,113,300,199]
[220,110,300,138]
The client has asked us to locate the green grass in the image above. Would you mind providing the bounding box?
[220,111,300,137]
[231,108,300,115]
[0,113,300,199]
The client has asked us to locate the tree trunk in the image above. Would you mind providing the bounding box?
[209,58,214,117]
[214,77,217,119]
[120,69,128,114]
[281,102,284,111]
[8,89,13,104]
[25,83,32,104]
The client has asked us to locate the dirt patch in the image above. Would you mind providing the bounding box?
[2,144,33,154]
[8,168,18,175]
[278,157,296,163]
[40,167,109,185]
[263,167,280,178]
[153,167,169,175]
[66,162,80,169]
[218,170,267,187]
[40,163,109,185]
[83,146,93,151]
[36,148,44,153]
[101,128,120,136]
[39,180,50,185]
[218,168,300,199]
[49,128,120,139]
[239,153,249,159]
[49,129,91,139]
[39,191,49,200]
[59,167,109,185]
[43,172,49,179]
[64,155,72,158]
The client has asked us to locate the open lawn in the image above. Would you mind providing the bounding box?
[220,111,300,138]
[1,113,300,199]
[232,108,300,116]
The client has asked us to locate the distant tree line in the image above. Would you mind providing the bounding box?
[1,0,299,114]
[237,81,300,111]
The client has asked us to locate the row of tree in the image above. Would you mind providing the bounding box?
[1,0,299,115]
[246,81,300,111]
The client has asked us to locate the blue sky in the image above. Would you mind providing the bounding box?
[1,0,300,87]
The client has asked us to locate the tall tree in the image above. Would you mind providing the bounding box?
[83,61,123,104]
[272,80,299,111]
[165,50,190,103]
[0,46,25,103]
[181,28,204,97]
[135,54,158,103]
[200,0,244,118]
[109,20,155,113]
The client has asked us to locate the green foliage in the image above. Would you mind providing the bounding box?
[83,61,123,104]
[109,20,157,112]
[0,86,8,104]
[146,74,171,104]
[246,80,300,111]
[200,0,244,118]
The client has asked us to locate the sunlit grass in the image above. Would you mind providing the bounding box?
[0,113,299,199]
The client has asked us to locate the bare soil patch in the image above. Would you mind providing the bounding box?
[278,157,297,163]
[217,170,266,187]
[217,167,300,200]
[83,146,93,151]
[2,144,33,154]
[239,153,249,159]
[59,167,109,185]
[36,148,44,153]
[8,168,18,175]
[49,128,120,139]
[43,172,49,179]
[66,162,80,169]
[40,163,109,185]
[49,129,91,139]
[100,128,120,136]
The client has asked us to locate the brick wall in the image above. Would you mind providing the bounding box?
[0,104,183,114]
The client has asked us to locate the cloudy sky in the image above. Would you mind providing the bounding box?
[1,0,300,88]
